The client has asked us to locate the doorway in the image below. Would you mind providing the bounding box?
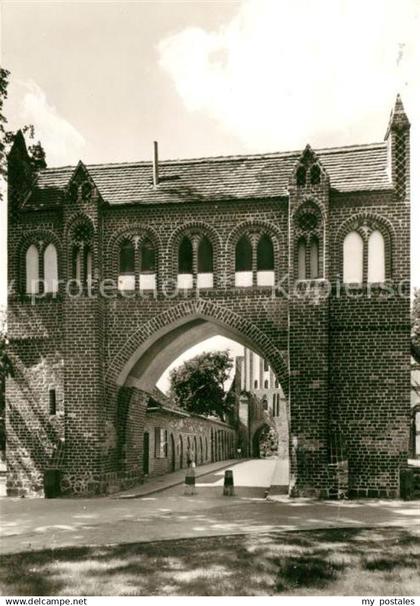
[143,431,149,475]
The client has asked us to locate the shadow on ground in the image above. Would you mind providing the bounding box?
[0,526,419,596]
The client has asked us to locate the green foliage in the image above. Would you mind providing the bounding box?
[0,67,11,196]
[411,288,420,335]
[258,426,278,457]
[0,309,11,451]
[411,289,420,362]
[0,67,38,201]
[169,350,235,421]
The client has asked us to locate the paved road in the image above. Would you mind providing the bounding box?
[0,458,419,555]
[164,458,280,497]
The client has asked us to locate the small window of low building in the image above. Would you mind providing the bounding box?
[154,428,168,458]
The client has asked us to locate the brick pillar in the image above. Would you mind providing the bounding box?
[125,388,148,483]
[287,145,331,497]
[288,291,330,496]
[61,296,106,496]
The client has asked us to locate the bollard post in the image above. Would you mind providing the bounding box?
[223,469,234,496]
[184,466,196,495]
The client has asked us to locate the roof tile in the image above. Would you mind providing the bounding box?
[29,142,391,208]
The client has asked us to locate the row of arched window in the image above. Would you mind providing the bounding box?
[21,224,389,294]
[117,232,276,290]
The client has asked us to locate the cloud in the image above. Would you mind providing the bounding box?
[17,80,86,166]
[158,0,420,151]
[159,0,420,289]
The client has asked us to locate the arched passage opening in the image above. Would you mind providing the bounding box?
[108,302,289,488]
[252,424,278,458]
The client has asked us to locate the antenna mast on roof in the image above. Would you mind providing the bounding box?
[153,141,159,187]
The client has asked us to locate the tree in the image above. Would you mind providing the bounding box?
[0,66,40,202]
[0,67,10,201]
[0,309,12,456]
[411,289,420,362]
[258,426,278,458]
[411,288,420,335]
[169,350,235,421]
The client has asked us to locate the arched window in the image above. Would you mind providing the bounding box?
[235,236,253,286]
[235,236,252,271]
[141,239,155,272]
[297,165,306,186]
[275,394,280,417]
[85,248,93,287]
[264,379,269,389]
[257,234,275,286]
[197,237,213,288]
[179,237,193,273]
[310,164,321,185]
[26,244,39,294]
[44,243,58,293]
[73,246,83,283]
[343,231,363,283]
[198,237,213,273]
[257,234,274,270]
[309,237,319,279]
[70,221,94,292]
[254,379,258,389]
[140,238,156,290]
[178,237,193,289]
[119,239,135,274]
[118,239,135,290]
[72,245,93,287]
[367,230,385,283]
[297,238,306,280]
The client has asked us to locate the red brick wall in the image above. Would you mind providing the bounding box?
[144,411,235,478]
[6,130,411,498]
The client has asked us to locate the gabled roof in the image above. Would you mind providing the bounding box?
[25,141,392,208]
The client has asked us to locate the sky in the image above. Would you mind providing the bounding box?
[1,0,419,382]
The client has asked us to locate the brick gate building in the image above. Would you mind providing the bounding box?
[6,96,411,498]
